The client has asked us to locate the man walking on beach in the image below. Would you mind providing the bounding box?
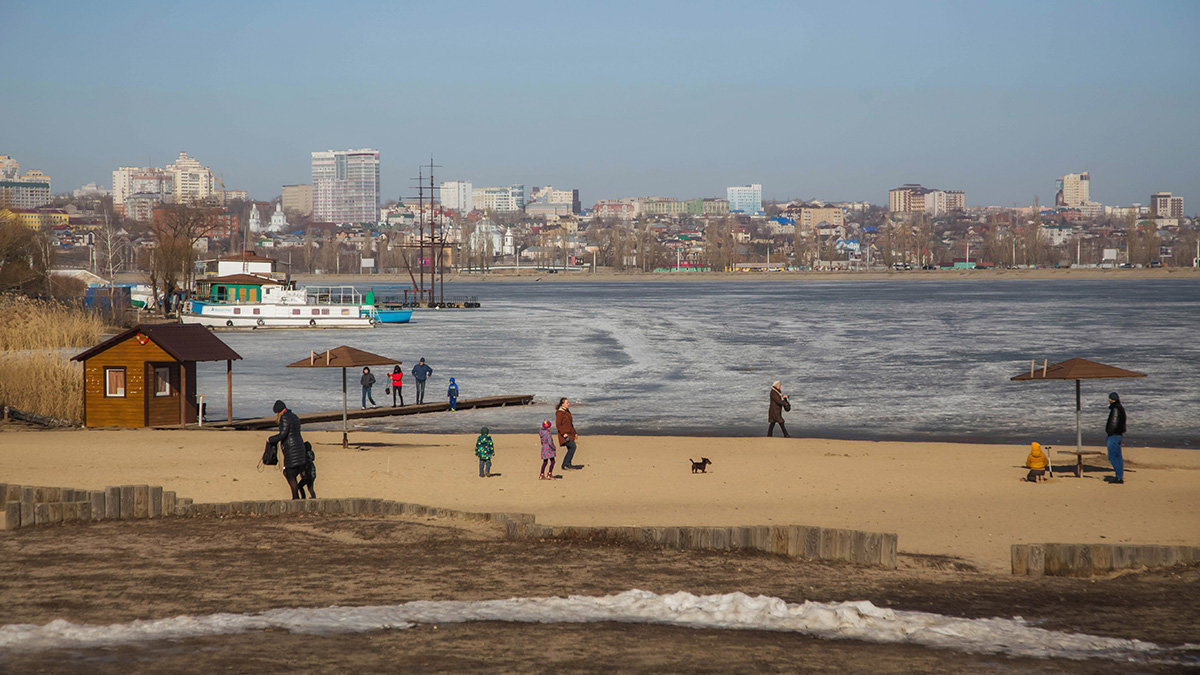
[556,397,583,470]
[412,358,432,404]
[1105,392,1127,484]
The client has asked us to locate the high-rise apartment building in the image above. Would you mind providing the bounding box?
[529,186,581,214]
[1150,192,1184,219]
[281,184,313,216]
[0,155,19,181]
[471,185,525,213]
[112,166,174,219]
[726,184,763,214]
[0,156,52,209]
[925,189,964,216]
[311,149,380,223]
[166,152,217,204]
[888,184,964,216]
[889,184,927,213]
[440,180,474,213]
[1055,172,1090,208]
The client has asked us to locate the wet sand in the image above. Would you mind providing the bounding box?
[2,429,1198,571]
[1,515,1196,672]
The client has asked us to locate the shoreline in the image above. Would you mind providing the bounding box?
[110,266,1200,285]
[3,429,1196,571]
[338,421,1198,451]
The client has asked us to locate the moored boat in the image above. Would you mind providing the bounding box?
[180,276,374,329]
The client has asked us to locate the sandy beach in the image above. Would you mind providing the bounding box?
[3,429,1197,572]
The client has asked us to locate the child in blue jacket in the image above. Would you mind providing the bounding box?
[447,378,459,410]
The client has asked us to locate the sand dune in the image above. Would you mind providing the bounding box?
[2,429,1197,571]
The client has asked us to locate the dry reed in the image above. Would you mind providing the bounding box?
[0,351,83,423]
[0,296,106,351]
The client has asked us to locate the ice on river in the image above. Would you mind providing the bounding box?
[196,279,1200,447]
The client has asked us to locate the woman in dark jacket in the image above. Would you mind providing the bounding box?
[268,400,308,499]
[768,381,790,437]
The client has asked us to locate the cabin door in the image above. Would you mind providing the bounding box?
[144,362,182,426]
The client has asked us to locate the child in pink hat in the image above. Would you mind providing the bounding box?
[539,419,557,479]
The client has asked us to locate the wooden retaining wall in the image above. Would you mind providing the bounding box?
[504,521,898,568]
[1,482,186,529]
[1012,543,1200,577]
[3,481,896,568]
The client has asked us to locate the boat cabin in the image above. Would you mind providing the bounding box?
[71,324,242,427]
[213,251,278,276]
[197,273,281,303]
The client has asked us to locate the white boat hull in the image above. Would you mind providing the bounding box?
[180,300,374,329]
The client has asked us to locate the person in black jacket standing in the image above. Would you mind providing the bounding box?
[268,400,309,499]
[412,357,433,404]
[1105,392,1127,484]
[360,366,378,409]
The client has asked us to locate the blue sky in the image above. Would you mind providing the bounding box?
[1,0,1197,208]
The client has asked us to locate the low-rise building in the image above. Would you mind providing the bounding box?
[1,208,69,229]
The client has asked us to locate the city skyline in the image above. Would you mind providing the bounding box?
[1,1,1197,209]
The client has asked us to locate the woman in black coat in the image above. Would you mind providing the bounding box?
[768,381,790,437]
[268,400,308,499]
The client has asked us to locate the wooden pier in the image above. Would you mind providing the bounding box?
[206,394,534,431]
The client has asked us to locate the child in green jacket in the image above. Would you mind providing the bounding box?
[475,426,495,478]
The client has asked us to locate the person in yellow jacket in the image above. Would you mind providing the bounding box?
[1024,442,1049,482]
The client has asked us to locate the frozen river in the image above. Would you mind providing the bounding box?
[197,278,1200,448]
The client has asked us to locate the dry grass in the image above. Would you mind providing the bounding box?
[0,351,82,422]
[0,296,107,351]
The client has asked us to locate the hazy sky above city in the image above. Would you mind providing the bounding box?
[2,1,1197,208]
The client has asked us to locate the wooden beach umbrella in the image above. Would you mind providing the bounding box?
[1010,358,1146,452]
[286,346,402,448]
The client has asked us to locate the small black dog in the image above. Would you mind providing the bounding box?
[690,457,711,474]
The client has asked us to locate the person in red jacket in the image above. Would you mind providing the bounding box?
[389,364,404,406]
[556,397,584,470]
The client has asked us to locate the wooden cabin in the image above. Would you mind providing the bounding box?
[71,324,242,427]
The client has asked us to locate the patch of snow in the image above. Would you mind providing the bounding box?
[1,590,1191,663]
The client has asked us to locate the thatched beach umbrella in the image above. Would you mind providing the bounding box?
[1010,358,1146,452]
[286,346,402,448]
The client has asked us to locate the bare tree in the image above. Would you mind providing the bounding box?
[0,213,53,294]
[703,219,737,271]
[149,203,221,315]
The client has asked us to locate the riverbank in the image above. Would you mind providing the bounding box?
[109,266,1200,285]
[2,430,1196,572]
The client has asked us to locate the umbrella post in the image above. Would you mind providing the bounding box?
[342,367,348,448]
[1080,379,1089,451]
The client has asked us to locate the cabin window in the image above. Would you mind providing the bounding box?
[312,309,319,315]
[252,308,261,315]
[154,366,171,397]
[214,286,227,302]
[104,368,126,397]
[341,308,349,315]
[233,307,241,315]
[291,309,300,315]
[322,309,330,315]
